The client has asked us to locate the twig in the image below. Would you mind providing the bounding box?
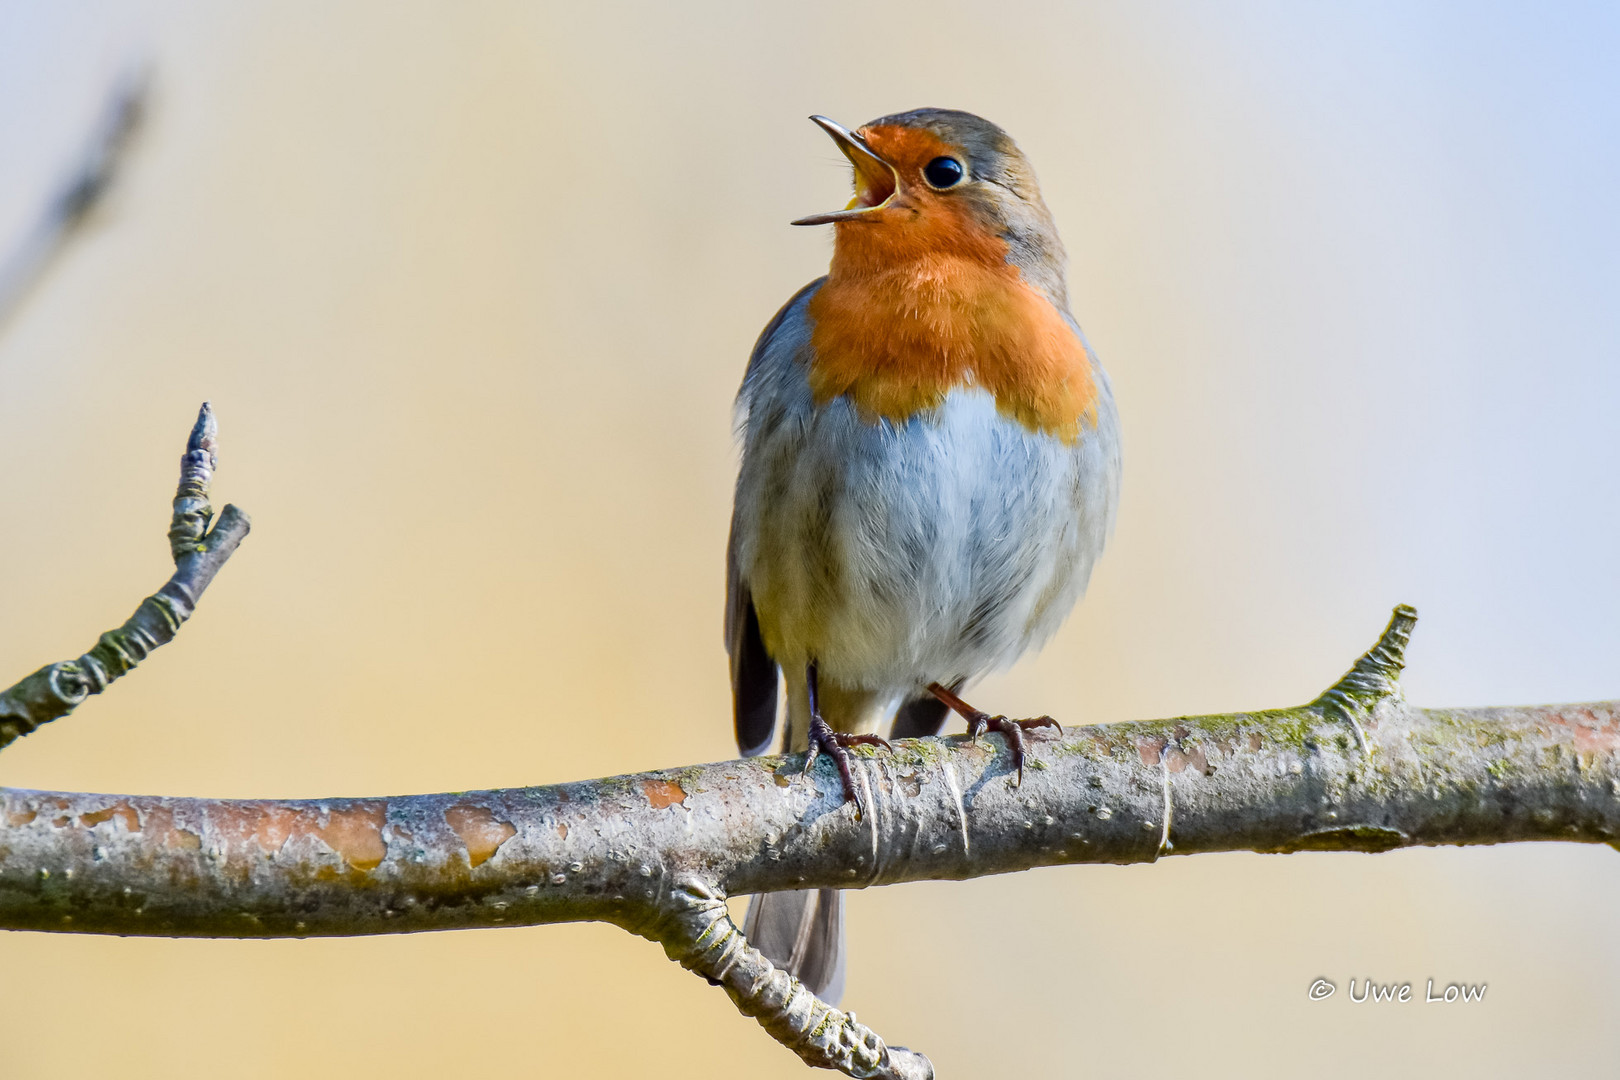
[0,66,148,333]
[0,402,249,749]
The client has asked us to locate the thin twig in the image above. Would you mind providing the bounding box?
[0,402,249,750]
[0,66,148,334]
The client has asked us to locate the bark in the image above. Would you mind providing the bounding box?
[2,411,1614,1078]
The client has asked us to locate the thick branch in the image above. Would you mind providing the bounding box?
[2,618,1617,1073]
[0,402,249,749]
[5,684,1617,939]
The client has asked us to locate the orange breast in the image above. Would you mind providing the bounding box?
[806,211,1096,443]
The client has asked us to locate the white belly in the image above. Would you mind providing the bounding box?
[734,388,1115,698]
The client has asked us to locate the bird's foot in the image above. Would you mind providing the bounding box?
[927,683,1061,785]
[967,713,1062,785]
[804,713,891,819]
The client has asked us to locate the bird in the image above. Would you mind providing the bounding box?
[725,108,1121,1004]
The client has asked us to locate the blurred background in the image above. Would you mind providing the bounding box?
[1,2,1617,1076]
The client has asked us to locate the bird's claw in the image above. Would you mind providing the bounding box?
[966,712,1062,785]
[805,715,891,819]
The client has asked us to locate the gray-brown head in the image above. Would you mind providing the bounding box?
[794,108,1069,304]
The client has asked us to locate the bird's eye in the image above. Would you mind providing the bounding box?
[923,156,964,188]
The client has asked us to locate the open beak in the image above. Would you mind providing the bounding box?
[792,115,900,226]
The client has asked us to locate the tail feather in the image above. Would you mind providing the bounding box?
[890,691,952,740]
[743,887,845,1005]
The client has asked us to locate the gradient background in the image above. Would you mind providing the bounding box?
[1,3,1618,1077]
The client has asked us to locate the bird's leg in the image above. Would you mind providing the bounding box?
[803,662,890,818]
[926,682,1062,785]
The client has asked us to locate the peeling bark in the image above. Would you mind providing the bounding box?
[1,411,1614,1078]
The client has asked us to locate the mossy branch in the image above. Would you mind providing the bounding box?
[1,412,1614,1077]
[1312,603,1416,752]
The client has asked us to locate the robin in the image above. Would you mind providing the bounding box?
[726,109,1121,1003]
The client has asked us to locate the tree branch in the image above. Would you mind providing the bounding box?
[0,411,1613,1077]
[0,402,249,750]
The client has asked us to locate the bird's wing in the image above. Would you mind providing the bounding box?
[725,279,824,757]
[726,523,778,757]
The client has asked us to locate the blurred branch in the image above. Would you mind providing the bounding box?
[0,403,249,750]
[2,415,1617,1077]
[0,67,148,333]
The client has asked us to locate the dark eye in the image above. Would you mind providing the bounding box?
[923,156,964,188]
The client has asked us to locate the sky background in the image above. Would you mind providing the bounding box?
[0,2,1617,1077]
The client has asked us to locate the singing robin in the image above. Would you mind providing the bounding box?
[725,109,1121,1003]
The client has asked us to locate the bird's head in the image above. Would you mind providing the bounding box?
[794,109,1067,304]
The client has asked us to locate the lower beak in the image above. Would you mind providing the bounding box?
[792,115,899,226]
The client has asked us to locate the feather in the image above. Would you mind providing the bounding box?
[743,888,846,1004]
[890,692,951,740]
[727,526,778,757]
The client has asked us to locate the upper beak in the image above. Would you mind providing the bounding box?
[792,115,900,226]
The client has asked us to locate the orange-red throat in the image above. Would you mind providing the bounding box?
[795,116,1096,443]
